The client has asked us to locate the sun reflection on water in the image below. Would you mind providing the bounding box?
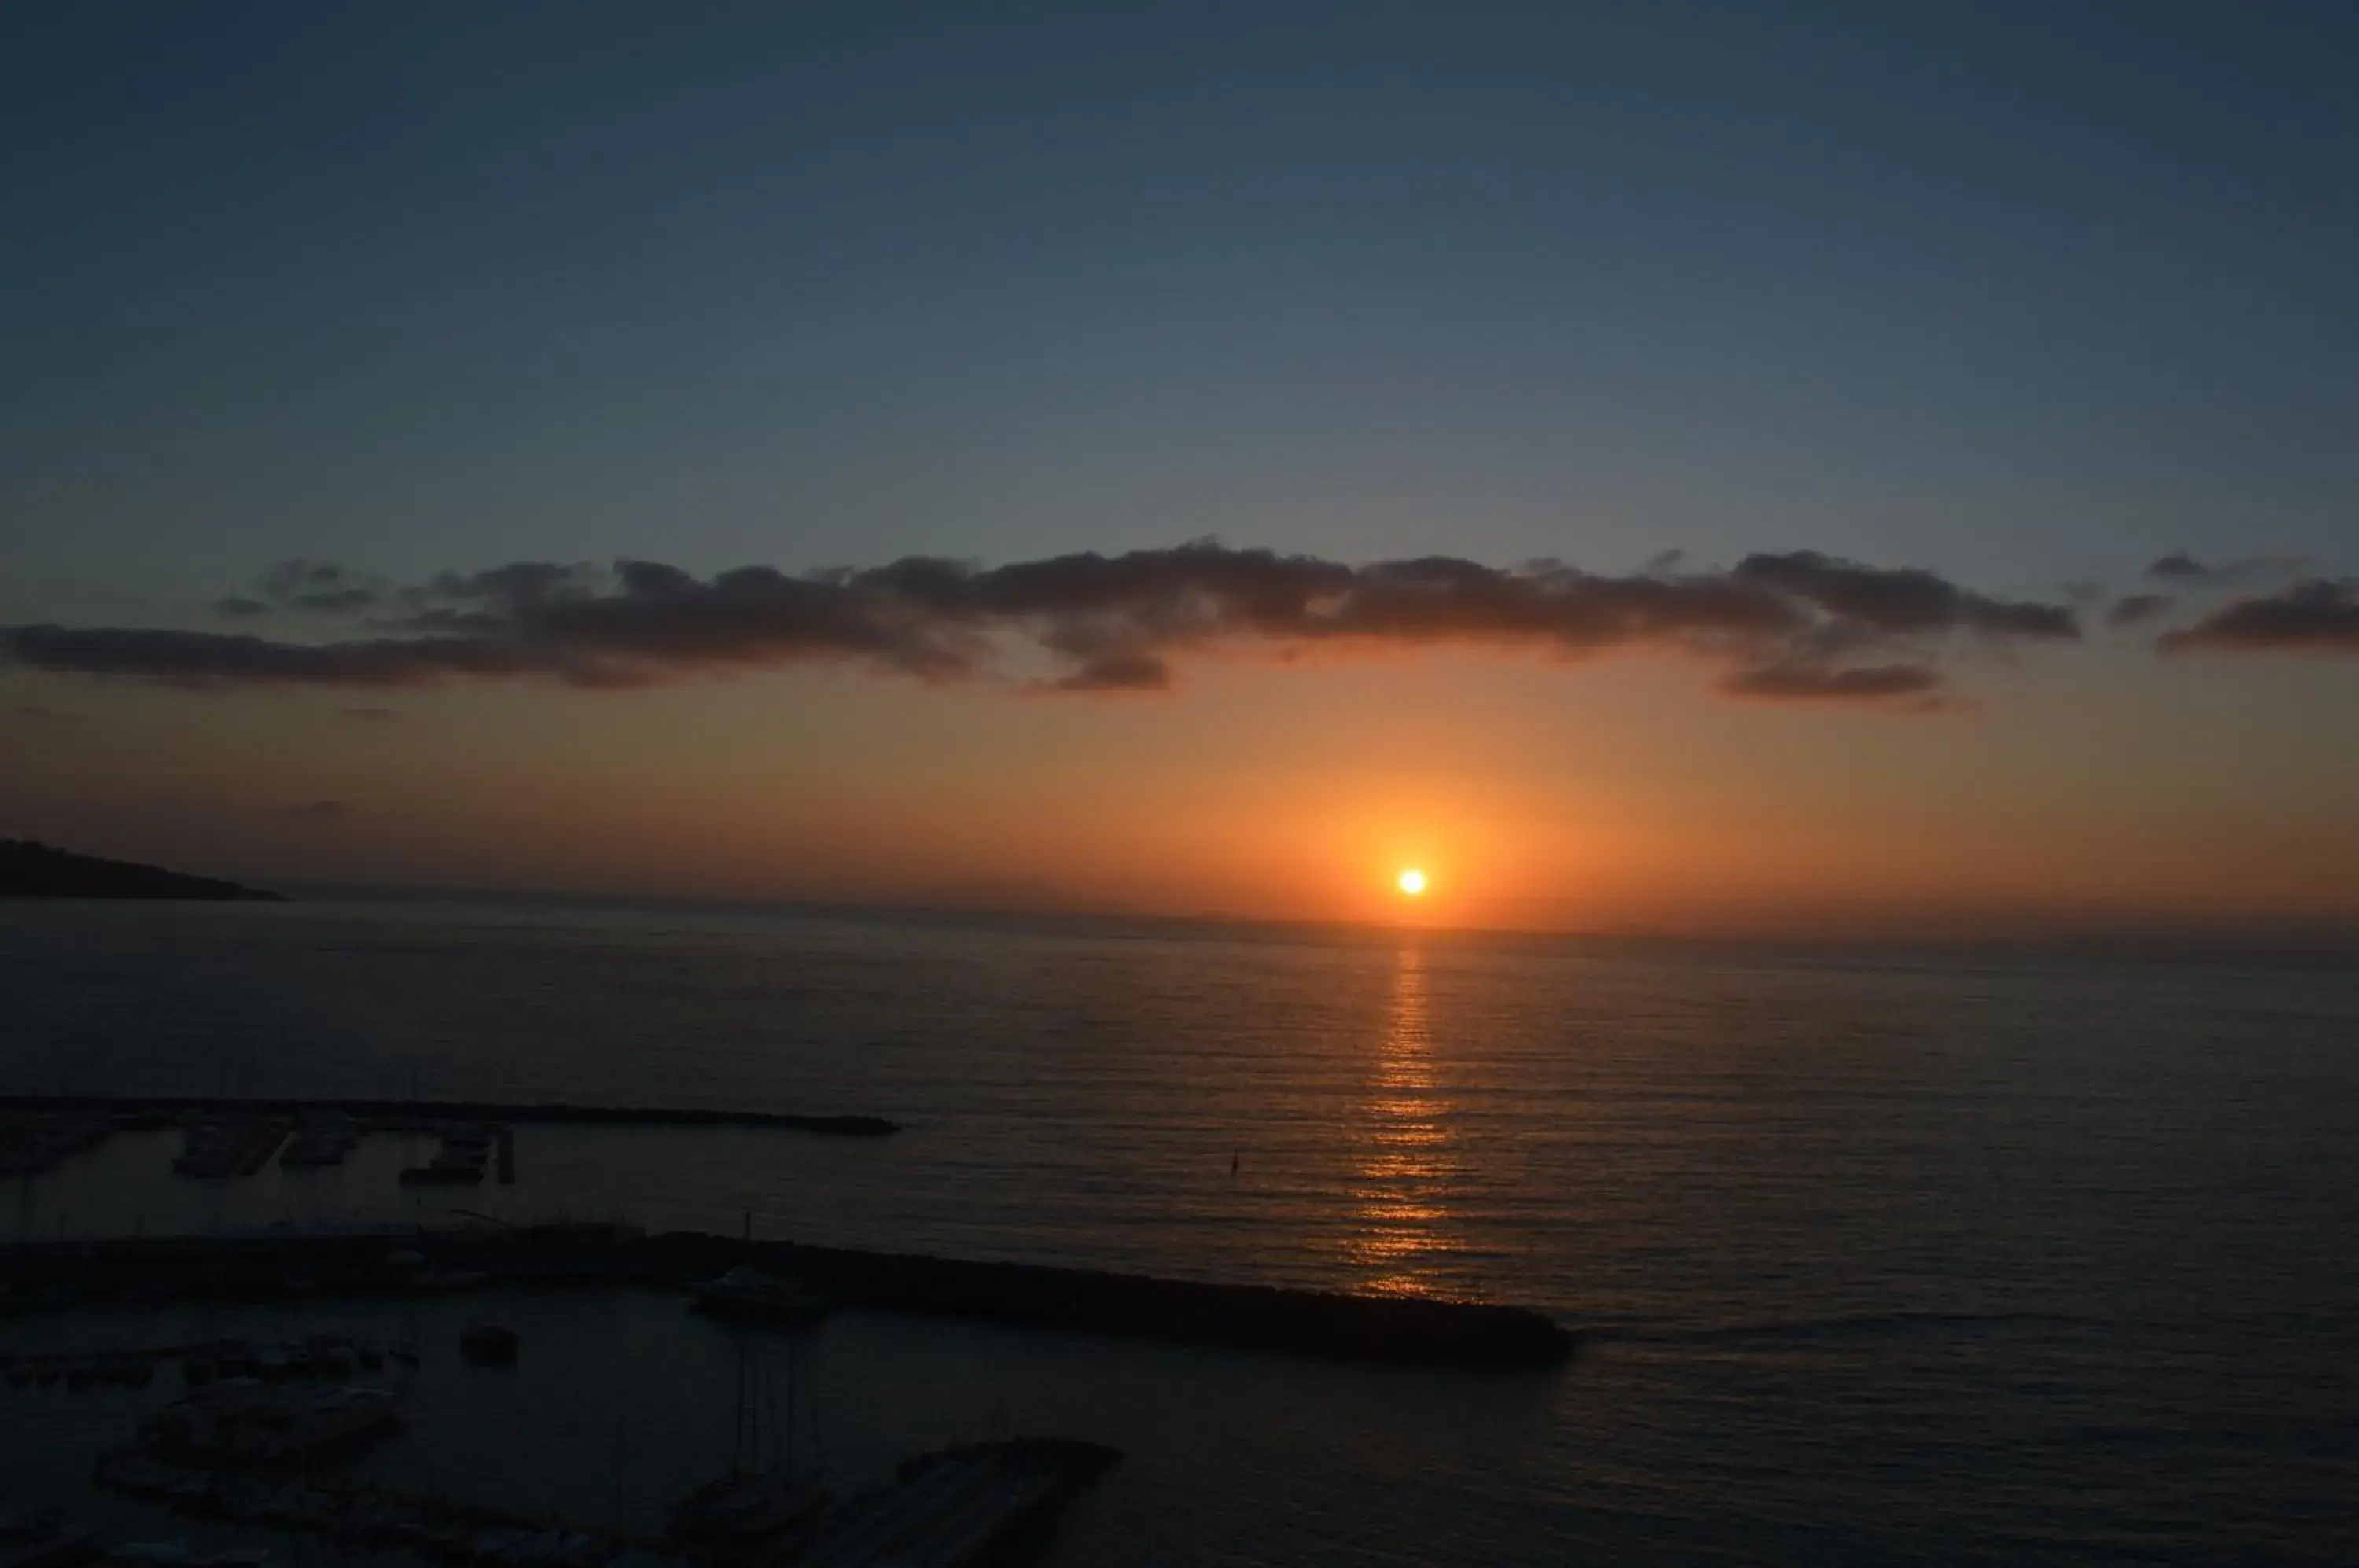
[1345,943,1467,1297]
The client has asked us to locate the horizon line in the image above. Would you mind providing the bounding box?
[243,878,2359,961]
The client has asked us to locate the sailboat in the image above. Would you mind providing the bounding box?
[668,1218,831,1547]
[664,1331,830,1547]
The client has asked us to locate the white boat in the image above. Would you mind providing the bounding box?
[686,1265,834,1323]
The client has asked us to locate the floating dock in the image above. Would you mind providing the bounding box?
[0,1095,899,1137]
[797,1440,1118,1568]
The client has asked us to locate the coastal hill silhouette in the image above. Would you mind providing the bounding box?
[0,839,282,901]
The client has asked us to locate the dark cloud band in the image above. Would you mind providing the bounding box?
[3,543,2087,712]
[2161,580,2359,653]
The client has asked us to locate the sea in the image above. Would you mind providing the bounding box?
[2,896,2354,1566]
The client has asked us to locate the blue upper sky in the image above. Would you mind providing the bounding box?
[5,1,2355,607]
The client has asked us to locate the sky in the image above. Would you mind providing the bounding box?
[4,2,2357,937]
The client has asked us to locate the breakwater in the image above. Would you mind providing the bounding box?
[0,1224,1577,1371]
[646,1233,1577,1369]
[0,1095,899,1136]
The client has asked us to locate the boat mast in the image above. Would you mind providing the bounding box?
[733,1209,755,1474]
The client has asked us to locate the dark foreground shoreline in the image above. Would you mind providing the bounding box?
[1,1093,899,1136]
[0,1221,1577,1370]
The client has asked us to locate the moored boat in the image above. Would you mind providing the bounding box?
[686,1265,836,1324]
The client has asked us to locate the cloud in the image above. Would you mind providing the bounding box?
[0,625,530,689]
[1731,551,2078,639]
[2161,579,2359,653]
[281,800,352,822]
[2146,551,2212,582]
[257,560,389,614]
[1717,662,1948,709]
[9,704,87,723]
[214,597,271,619]
[1,543,2087,712]
[338,705,401,722]
[2106,593,2177,628]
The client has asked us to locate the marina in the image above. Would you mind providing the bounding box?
[1,1203,1566,1567]
[28,1283,1137,1568]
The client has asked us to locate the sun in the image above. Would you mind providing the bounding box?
[1396,868,1427,897]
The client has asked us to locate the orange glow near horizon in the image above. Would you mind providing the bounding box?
[12,651,2359,941]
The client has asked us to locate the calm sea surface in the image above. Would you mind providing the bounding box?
[2,898,2355,1564]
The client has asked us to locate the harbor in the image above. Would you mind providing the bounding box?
[1,1203,1573,1567]
[0,1077,1583,1566]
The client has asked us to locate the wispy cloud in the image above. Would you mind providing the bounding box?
[2105,593,2177,628]
[280,799,353,823]
[0,544,2090,713]
[2140,551,2308,587]
[258,560,391,615]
